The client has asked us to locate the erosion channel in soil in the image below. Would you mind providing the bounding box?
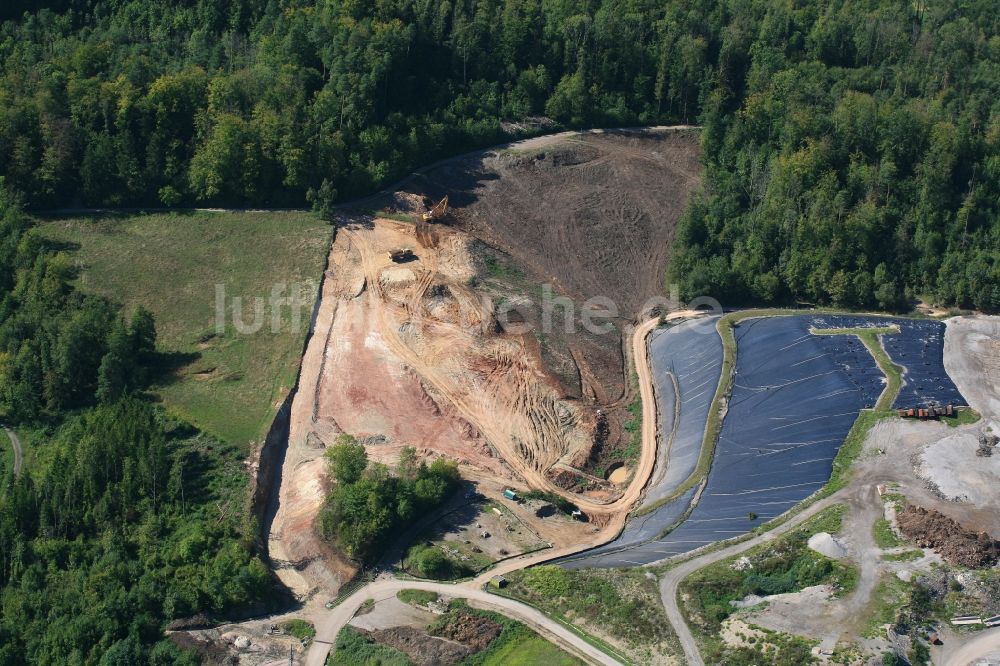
[260,127,703,599]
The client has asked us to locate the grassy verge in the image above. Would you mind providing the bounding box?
[443,604,583,666]
[863,575,912,638]
[37,211,331,448]
[331,599,583,666]
[0,428,11,481]
[707,629,818,666]
[873,518,904,549]
[942,407,981,427]
[329,627,411,665]
[498,566,676,664]
[811,325,902,410]
[396,589,439,606]
[882,549,923,562]
[637,308,849,516]
[679,504,856,645]
[281,619,316,640]
[473,632,581,666]
[621,391,643,462]
[650,401,897,579]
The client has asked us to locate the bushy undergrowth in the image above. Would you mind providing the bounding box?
[681,505,856,633]
[504,565,674,657]
[329,627,411,666]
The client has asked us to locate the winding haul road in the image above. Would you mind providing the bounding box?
[302,314,674,665]
[305,578,624,666]
[2,426,22,478]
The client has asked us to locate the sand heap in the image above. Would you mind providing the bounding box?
[807,532,848,559]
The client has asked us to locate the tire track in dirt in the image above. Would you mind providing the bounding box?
[349,225,674,517]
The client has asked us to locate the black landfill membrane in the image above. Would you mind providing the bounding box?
[562,314,965,568]
[561,317,721,568]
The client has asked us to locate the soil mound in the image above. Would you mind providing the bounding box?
[364,626,473,665]
[430,611,503,651]
[896,505,1000,568]
[807,532,848,559]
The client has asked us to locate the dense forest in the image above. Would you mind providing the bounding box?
[0,190,269,662]
[0,0,997,660]
[0,0,998,309]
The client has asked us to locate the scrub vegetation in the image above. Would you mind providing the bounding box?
[680,505,856,639]
[941,408,982,428]
[873,519,904,549]
[281,619,316,641]
[862,575,917,639]
[638,308,899,518]
[501,565,675,664]
[882,550,923,562]
[317,437,460,564]
[330,601,583,666]
[329,627,411,666]
[710,630,818,666]
[433,603,583,666]
[396,589,439,607]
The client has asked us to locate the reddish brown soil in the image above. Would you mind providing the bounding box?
[363,626,473,665]
[404,128,701,469]
[430,611,503,651]
[268,129,702,602]
[897,505,1000,568]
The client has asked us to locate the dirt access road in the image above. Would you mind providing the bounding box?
[2,426,22,477]
[303,314,689,665]
[658,493,846,666]
[943,627,1000,666]
[305,577,623,666]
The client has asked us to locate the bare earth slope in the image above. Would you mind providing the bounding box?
[407,128,702,471]
[267,128,703,601]
[423,129,701,315]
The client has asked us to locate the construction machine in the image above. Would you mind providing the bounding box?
[421,195,449,222]
[388,248,415,263]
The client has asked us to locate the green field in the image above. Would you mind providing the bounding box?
[502,565,675,664]
[873,518,904,549]
[477,633,582,666]
[38,211,331,447]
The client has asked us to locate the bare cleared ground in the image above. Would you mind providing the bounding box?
[268,215,647,601]
[403,128,702,471]
[266,129,704,605]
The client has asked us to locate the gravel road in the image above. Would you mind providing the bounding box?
[305,578,623,666]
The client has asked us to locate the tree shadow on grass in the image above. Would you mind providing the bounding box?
[147,349,203,387]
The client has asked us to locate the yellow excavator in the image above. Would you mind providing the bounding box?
[421,195,449,222]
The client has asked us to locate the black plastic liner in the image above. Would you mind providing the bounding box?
[561,314,965,567]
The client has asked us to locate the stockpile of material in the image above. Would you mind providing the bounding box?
[896,505,1000,568]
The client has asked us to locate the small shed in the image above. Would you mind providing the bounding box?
[489,575,508,589]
